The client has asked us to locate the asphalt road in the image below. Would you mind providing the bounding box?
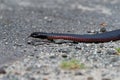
[0,0,120,66]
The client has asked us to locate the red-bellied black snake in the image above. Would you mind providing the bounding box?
[30,29,120,43]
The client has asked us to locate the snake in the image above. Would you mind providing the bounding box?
[30,29,120,43]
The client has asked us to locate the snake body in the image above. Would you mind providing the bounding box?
[30,29,120,43]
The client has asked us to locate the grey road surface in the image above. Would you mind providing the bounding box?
[0,0,120,66]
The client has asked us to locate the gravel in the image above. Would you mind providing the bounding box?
[0,41,120,80]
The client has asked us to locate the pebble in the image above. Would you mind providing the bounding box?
[102,78,111,80]
[0,68,6,74]
[49,55,56,59]
[30,77,36,80]
[100,27,107,33]
[74,71,83,76]
[87,77,94,80]
[61,54,68,58]
[106,50,117,55]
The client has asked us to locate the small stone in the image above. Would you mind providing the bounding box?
[100,22,107,27]
[74,71,83,75]
[75,46,82,50]
[87,77,94,80]
[97,49,102,53]
[99,44,104,48]
[30,77,36,80]
[106,50,116,55]
[23,49,27,52]
[87,30,98,34]
[87,30,92,33]
[36,56,39,59]
[43,78,48,80]
[61,54,67,58]
[64,71,71,74]
[49,55,56,59]
[27,40,32,44]
[44,16,52,23]
[34,49,38,51]
[26,67,32,71]
[36,71,40,74]
[30,54,34,57]
[46,19,52,23]
[100,27,107,32]
[14,71,21,75]
[58,48,71,54]
[0,68,6,74]
[102,78,111,80]
[43,72,49,75]
[14,43,23,47]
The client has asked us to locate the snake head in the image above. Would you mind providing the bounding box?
[29,32,48,39]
